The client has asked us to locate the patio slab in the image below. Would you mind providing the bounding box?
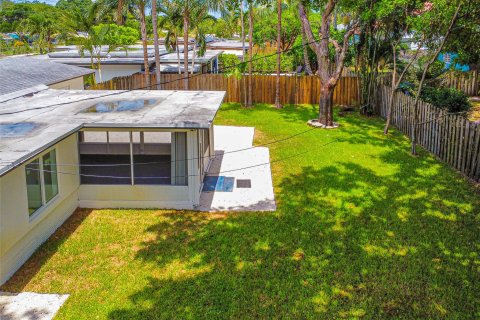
[0,291,68,320]
[198,126,276,211]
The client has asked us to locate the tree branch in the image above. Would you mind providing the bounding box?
[297,3,319,53]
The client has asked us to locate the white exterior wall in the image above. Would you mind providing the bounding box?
[48,76,85,90]
[0,135,80,285]
[94,65,142,82]
[0,129,204,285]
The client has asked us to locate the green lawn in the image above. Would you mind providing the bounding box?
[2,104,479,319]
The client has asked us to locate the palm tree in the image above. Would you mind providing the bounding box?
[133,0,151,88]
[247,0,254,107]
[21,12,60,54]
[77,24,127,83]
[158,2,183,85]
[152,0,161,89]
[274,0,282,108]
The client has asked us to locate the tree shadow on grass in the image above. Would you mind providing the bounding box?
[0,208,93,292]
[108,154,479,319]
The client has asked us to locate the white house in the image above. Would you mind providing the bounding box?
[0,87,225,285]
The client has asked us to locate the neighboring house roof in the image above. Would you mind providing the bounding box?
[207,41,247,50]
[158,50,223,64]
[45,56,157,66]
[158,63,202,73]
[0,56,94,95]
[0,88,226,176]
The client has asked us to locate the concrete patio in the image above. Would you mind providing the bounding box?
[198,126,276,211]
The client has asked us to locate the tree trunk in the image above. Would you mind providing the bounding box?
[411,3,461,155]
[117,0,124,25]
[139,2,150,89]
[176,37,181,75]
[301,26,312,75]
[274,0,282,108]
[247,5,253,107]
[319,85,334,126]
[183,13,189,90]
[240,3,247,106]
[152,0,161,89]
[191,40,196,75]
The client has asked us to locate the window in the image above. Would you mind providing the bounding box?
[25,149,58,216]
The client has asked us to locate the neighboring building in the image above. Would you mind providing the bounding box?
[0,87,225,284]
[0,56,94,96]
[38,51,162,83]
[156,50,223,74]
[207,41,247,59]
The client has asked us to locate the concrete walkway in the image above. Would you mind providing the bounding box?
[198,126,276,211]
[0,292,68,320]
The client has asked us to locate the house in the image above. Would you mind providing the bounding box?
[155,50,223,74]
[37,51,161,83]
[0,57,94,96]
[0,87,225,285]
[207,40,247,59]
[37,46,193,82]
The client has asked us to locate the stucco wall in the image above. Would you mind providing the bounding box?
[48,77,85,90]
[94,65,142,82]
[0,129,205,285]
[0,134,80,285]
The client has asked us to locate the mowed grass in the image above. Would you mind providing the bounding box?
[2,103,479,319]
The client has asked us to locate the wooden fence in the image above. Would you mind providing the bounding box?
[376,85,480,182]
[440,71,479,96]
[89,73,360,106]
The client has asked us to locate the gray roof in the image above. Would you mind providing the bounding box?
[0,57,94,95]
[0,88,225,176]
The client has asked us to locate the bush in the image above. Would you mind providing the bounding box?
[420,86,471,113]
[252,53,296,74]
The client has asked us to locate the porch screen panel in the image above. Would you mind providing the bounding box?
[171,132,188,186]
[79,131,132,185]
[133,132,172,185]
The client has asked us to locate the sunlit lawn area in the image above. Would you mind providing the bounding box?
[2,103,479,319]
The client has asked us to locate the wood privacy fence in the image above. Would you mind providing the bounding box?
[440,71,479,96]
[89,73,360,106]
[376,85,480,182]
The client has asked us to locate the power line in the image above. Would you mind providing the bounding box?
[0,38,326,116]
[25,134,341,180]
[0,126,316,167]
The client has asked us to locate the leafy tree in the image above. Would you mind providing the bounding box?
[56,0,93,15]
[20,9,62,54]
[298,0,361,126]
[92,23,139,45]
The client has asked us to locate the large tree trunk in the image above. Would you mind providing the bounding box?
[183,13,189,90]
[139,2,150,89]
[247,5,253,107]
[319,85,334,126]
[117,0,124,25]
[274,0,282,108]
[152,0,161,89]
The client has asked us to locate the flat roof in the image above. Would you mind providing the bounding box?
[0,88,225,176]
[0,57,94,95]
[159,50,223,64]
[33,54,157,66]
[157,63,202,73]
[207,41,247,50]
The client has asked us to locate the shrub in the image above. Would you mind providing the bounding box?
[420,86,471,113]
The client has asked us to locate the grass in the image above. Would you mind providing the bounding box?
[2,103,479,319]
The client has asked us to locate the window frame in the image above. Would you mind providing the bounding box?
[25,148,59,221]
